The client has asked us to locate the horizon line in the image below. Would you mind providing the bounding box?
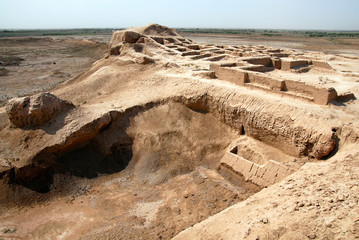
[1,27,359,32]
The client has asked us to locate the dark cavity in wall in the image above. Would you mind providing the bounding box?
[9,138,133,193]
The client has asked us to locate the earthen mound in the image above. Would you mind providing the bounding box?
[129,23,180,36]
[6,92,74,127]
[109,23,183,54]
[110,30,143,47]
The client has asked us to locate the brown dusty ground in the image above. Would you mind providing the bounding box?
[182,33,359,57]
[0,36,108,105]
[0,27,359,240]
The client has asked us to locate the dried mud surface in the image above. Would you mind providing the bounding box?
[0,36,108,104]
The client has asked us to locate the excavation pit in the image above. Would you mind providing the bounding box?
[1,102,265,239]
[0,92,339,239]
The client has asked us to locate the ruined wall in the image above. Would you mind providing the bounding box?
[272,58,281,69]
[242,57,272,66]
[240,65,266,72]
[281,59,308,71]
[209,63,236,73]
[181,93,337,160]
[215,67,248,86]
[313,87,338,105]
[212,65,338,105]
[247,72,284,92]
[220,151,291,187]
[283,79,315,98]
[312,60,333,70]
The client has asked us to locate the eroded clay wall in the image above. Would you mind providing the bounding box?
[246,72,284,91]
[312,60,333,70]
[283,79,315,98]
[242,57,272,66]
[281,59,308,71]
[220,151,291,187]
[212,65,337,105]
[216,67,248,85]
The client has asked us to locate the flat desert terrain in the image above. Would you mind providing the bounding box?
[181,32,359,57]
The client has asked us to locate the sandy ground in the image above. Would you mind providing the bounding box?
[0,36,108,105]
[182,33,359,57]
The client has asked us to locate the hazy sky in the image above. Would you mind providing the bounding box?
[1,0,358,30]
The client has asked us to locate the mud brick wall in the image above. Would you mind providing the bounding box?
[220,151,291,187]
[242,57,272,66]
[312,60,333,70]
[281,59,308,71]
[247,72,284,92]
[283,79,315,98]
[313,87,338,105]
[215,67,248,86]
[212,64,338,105]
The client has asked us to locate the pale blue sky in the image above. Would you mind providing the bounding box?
[1,0,358,30]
